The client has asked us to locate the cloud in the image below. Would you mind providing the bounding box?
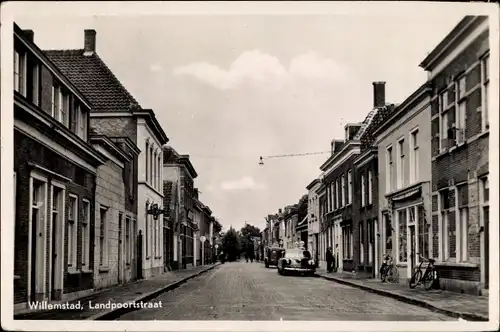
[150,63,163,72]
[220,176,266,191]
[172,50,350,90]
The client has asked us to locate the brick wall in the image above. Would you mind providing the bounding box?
[14,131,96,303]
[90,117,138,144]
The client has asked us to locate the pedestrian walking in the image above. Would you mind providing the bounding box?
[326,247,334,273]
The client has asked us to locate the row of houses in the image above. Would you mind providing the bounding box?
[264,16,490,296]
[13,23,222,309]
[261,195,309,253]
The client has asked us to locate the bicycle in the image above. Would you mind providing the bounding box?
[409,253,436,290]
[379,254,398,283]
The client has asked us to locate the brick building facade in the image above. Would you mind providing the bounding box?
[13,25,107,308]
[163,146,198,270]
[420,16,490,294]
[352,82,396,278]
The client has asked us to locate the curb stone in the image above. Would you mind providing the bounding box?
[316,273,488,321]
[89,263,222,320]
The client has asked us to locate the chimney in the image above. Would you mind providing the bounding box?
[84,29,96,55]
[373,81,386,108]
[23,30,34,42]
[278,208,282,214]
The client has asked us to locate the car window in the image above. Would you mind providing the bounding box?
[284,249,303,259]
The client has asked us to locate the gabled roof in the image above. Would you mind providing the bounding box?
[44,49,140,112]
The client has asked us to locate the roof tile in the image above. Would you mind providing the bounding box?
[44,49,140,112]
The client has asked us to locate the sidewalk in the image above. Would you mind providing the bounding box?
[14,263,221,321]
[315,268,489,321]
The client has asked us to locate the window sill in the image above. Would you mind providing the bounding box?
[67,269,80,275]
[98,267,110,273]
[81,269,93,274]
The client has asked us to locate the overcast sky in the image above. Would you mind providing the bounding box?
[11,2,479,231]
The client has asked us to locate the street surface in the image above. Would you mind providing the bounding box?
[117,261,453,321]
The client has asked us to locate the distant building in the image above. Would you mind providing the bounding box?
[163,146,198,270]
[306,178,322,261]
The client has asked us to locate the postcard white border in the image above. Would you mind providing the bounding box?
[1,1,499,331]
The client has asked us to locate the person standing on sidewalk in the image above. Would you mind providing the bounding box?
[326,247,334,273]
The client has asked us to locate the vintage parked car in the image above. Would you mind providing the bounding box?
[264,247,286,268]
[277,246,316,276]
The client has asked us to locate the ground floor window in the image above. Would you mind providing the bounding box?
[342,226,352,259]
[368,219,374,264]
[397,209,407,263]
[82,199,90,268]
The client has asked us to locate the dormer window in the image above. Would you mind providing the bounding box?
[14,49,27,96]
[51,85,69,126]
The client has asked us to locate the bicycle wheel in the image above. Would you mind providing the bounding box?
[423,268,435,290]
[409,269,422,289]
[380,267,387,282]
[386,266,399,283]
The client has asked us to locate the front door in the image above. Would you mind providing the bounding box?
[409,225,416,272]
[163,226,168,270]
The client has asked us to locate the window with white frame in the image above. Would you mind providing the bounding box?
[410,129,419,184]
[82,199,90,269]
[342,225,353,259]
[457,184,469,262]
[99,206,108,266]
[386,146,393,193]
[145,141,149,183]
[397,138,405,189]
[14,49,26,95]
[335,179,340,208]
[397,209,407,263]
[456,75,467,145]
[150,146,154,185]
[331,182,335,210]
[457,75,466,99]
[368,170,373,205]
[153,151,157,189]
[481,54,490,131]
[341,174,346,207]
[439,89,449,152]
[361,173,366,207]
[77,105,88,141]
[347,170,353,205]
[30,61,40,106]
[58,88,69,126]
[439,188,451,261]
[158,155,162,189]
[68,195,78,270]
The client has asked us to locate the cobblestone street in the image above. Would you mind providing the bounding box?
[117,262,454,321]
